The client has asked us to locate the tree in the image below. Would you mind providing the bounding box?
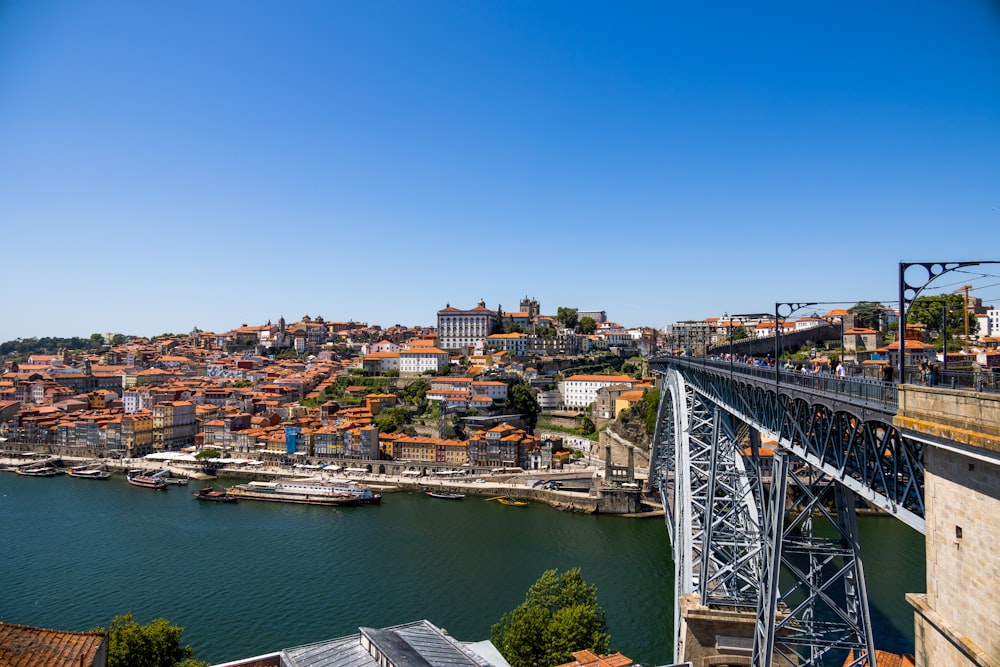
[491,568,610,667]
[578,416,596,435]
[95,613,208,667]
[731,325,749,342]
[110,334,128,346]
[505,382,539,426]
[556,307,579,330]
[908,295,978,339]
[640,387,660,435]
[374,406,409,433]
[578,316,596,335]
[848,301,885,331]
[194,448,220,460]
[89,333,106,348]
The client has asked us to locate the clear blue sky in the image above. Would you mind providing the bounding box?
[2,1,999,341]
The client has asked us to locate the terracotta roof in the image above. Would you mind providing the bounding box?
[0,622,106,667]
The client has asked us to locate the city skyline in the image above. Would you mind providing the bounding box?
[2,1,999,342]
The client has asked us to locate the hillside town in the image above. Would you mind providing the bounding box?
[3,296,999,469]
[0,300,660,470]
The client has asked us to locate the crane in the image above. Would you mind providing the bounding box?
[953,284,972,349]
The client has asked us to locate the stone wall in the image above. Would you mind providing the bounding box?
[895,385,1000,666]
[909,444,1000,666]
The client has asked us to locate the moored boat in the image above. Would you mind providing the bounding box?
[425,491,465,500]
[226,480,361,506]
[487,495,528,506]
[67,467,111,480]
[330,480,382,505]
[16,466,64,477]
[193,486,237,503]
[126,470,168,490]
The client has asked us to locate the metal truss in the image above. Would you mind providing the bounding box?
[700,409,764,608]
[755,450,877,667]
[667,361,925,533]
[653,368,881,666]
[651,369,767,663]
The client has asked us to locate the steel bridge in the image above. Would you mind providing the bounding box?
[649,353,927,667]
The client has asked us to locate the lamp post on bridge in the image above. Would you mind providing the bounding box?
[898,261,994,384]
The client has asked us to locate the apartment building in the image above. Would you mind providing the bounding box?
[559,374,636,409]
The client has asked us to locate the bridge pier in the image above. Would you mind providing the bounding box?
[676,593,758,666]
[896,385,1000,667]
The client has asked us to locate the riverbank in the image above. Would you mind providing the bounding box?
[0,453,662,516]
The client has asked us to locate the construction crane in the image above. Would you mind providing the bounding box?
[953,284,972,349]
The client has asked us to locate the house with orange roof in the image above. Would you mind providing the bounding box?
[486,332,528,355]
[843,326,884,362]
[553,649,634,667]
[362,350,400,374]
[466,423,538,468]
[0,621,107,667]
[384,434,468,464]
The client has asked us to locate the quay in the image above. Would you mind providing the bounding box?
[0,452,663,516]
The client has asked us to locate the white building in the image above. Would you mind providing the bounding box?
[559,374,635,409]
[485,332,528,355]
[399,347,450,376]
[437,300,496,351]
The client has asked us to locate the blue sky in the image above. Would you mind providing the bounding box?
[2,1,998,340]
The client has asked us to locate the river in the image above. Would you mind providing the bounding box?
[0,473,922,665]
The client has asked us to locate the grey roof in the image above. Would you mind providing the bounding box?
[280,620,508,667]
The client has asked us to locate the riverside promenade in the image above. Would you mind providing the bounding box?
[0,453,662,516]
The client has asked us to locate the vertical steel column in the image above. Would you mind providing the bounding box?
[754,448,789,667]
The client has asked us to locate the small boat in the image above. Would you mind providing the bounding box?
[193,486,237,503]
[67,467,111,480]
[16,466,64,477]
[425,491,465,500]
[487,495,528,507]
[126,470,168,490]
[151,470,189,485]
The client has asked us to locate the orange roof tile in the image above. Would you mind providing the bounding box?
[0,622,106,667]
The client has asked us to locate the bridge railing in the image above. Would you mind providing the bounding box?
[660,355,898,409]
[903,366,1000,393]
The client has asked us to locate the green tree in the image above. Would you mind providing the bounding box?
[491,568,610,667]
[731,325,749,341]
[374,406,409,433]
[95,613,208,667]
[908,294,978,339]
[110,333,128,346]
[194,448,220,460]
[578,416,596,435]
[849,301,885,331]
[578,316,596,335]
[505,382,539,425]
[556,307,579,330]
[640,387,661,435]
[89,333,106,348]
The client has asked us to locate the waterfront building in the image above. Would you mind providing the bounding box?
[152,400,197,451]
[384,434,468,464]
[466,423,538,468]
